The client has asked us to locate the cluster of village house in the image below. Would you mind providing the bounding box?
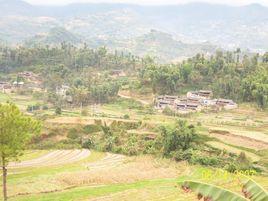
[0,71,41,93]
[155,90,237,113]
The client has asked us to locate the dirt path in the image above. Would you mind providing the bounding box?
[118,92,150,105]
[9,149,91,168]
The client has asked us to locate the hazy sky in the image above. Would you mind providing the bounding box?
[24,0,268,6]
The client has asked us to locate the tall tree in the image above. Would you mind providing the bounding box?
[0,103,41,201]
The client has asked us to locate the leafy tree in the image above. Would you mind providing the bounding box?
[90,82,119,103]
[140,63,180,94]
[0,103,41,201]
[159,120,197,156]
[241,69,268,108]
[70,86,89,108]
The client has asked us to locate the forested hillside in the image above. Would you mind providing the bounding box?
[0,45,267,109]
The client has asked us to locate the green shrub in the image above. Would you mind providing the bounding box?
[123,135,139,156]
[42,105,49,110]
[159,120,197,156]
[83,125,101,134]
[143,140,157,154]
[225,163,238,173]
[67,128,80,140]
[82,138,94,149]
[189,152,219,166]
[162,107,175,116]
[27,104,41,112]
[172,149,193,161]
[55,107,62,115]
[112,146,124,154]
[123,114,130,119]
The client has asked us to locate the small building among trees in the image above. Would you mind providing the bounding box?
[216,99,238,109]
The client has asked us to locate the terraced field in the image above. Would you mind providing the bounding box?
[86,153,125,170]
[9,149,91,168]
[1,94,268,200]
[206,129,268,150]
[207,141,260,161]
[3,148,268,201]
[5,150,186,200]
[46,117,138,126]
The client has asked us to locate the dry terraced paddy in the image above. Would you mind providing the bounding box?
[5,151,188,200]
[9,149,91,168]
[4,150,268,201]
[207,129,268,150]
[46,116,138,126]
[208,126,268,144]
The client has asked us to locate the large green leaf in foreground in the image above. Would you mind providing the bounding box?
[243,179,268,201]
[181,180,249,201]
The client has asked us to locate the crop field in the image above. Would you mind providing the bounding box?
[0,92,44,111]
[9,149,91,168]
[101,100,268,149]
[1,92,268,200]
[1,92,267,147]
[207,141,260,162]
[3,150,267,201]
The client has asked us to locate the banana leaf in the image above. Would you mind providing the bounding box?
[181,180,249,201]
[243,179,268,201]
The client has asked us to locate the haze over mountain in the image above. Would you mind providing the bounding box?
[1,0,268,60]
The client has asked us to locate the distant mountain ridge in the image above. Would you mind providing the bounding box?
[25,28,216,62]
[1,0,268,59]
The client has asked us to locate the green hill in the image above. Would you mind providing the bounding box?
[25,27,81,45]
[130,30,216,62]
[107,30,217,62]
